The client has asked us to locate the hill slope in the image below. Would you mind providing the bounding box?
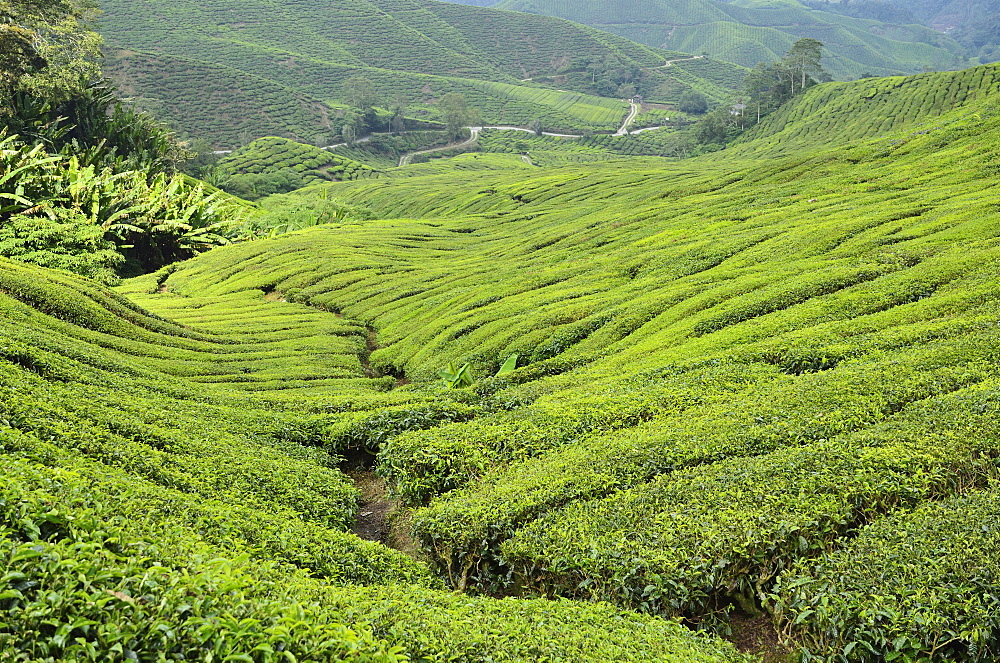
[0,258,751,662]
[478,0,970,78]
[133,64,1000,658]
[97,0,744,147]
[6,63,1000,660]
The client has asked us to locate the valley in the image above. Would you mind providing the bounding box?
[2,1,1000,661]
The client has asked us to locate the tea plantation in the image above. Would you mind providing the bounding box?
[3,61,1000,661]
[95,0,744,147]
[492,0,970,79]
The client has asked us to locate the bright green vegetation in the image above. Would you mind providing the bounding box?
[0,255,751,661]
[478,130,622,166]
[475,128,697,162]
[6,17,1000,656]
[95,0,745,147]
[775,487,1000,661]
[492,0,971,79]
[0,86,248,278]
[109,64,1000,659]
[726,62,1000,157]
[215,137,379,200]
[331,132,467,170]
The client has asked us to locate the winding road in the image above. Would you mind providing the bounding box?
[615,101,640,136]
[398,128,482,167]
[213,98,668,166]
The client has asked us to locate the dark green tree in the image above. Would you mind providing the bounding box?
[343,76,378,113]
[390,94,407,134]
[438,92,475,141]
[678,90,709,114]
[0,0,101,109]
[783,38,825,95]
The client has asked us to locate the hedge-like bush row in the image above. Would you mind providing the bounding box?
[774,486,1000,662]
[0,453,750,662]
[500,381,1000,621]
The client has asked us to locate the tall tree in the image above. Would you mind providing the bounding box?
[783,38,825,94]
[341,109,365,144]
[438,92,476,141]
[743,62,780,124]
[390,93,406,134]
[0,0,101,109]
[343,76,378,113]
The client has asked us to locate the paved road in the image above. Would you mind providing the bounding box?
[212,109,672,165]
[398,128,482,167]
[615,101,640,136]
[660,55,706,68]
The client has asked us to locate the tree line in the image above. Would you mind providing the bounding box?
[689,38,828,150]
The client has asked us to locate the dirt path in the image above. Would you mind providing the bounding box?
[660,55,706,68]
[348,469,395,545]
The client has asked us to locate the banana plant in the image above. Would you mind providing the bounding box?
[496,353,519,377]
[438,362,474,389]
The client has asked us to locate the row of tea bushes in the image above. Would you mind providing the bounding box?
[0,446,751,662]
[500,381,1000,621]
[774,486,1000,662]
[411,328,1000,588]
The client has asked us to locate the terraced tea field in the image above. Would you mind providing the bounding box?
[493,0,971,79]
[96,0,743,147]
[4,64,1000,661]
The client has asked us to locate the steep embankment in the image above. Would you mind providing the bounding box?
[138,65,1000,659]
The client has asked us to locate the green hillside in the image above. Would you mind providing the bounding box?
[6,15,1000,655]
[489,0,971,79]
[121,64,1000,659]
[723,62,1000,156]
[96,0,745,148]
[0,259,749,662]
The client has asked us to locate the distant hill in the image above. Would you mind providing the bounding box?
[440,0,972,79]
[886,0,999,63]
[97,0,745,148]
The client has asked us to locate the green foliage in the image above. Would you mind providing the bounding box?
[94,0,744,146]
[496,353,519,376]
[0,212,122,284]
[0,254,749,663]
[495,0,970,80]
[774,486,1000,662]
[6,63,1000,662]
[678,90,709,114]
[438,361,474,389]
[0,0,102,107]
[0,131,247,276]
[216,136,380,201]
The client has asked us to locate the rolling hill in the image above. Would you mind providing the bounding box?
[96,0,745,148]
[831,0,1000,64]
[5,52,1000,663]
[444,0,972,79]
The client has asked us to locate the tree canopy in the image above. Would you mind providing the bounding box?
[438,92,477,141]
[0,0,101,108]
